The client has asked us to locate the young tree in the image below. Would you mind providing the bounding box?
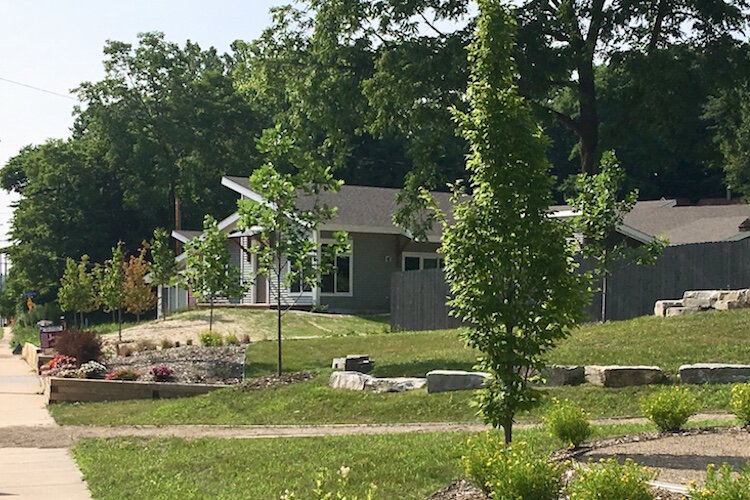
[97,243,126,341]
[150,227,177,319]
[567,151,667,321]
[236,128,348,376]
[181,215,244,331]
[58,255,98,328]
[123,244,156,322]
[433,1,589,444]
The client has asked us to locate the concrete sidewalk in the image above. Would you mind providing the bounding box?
[0,328,90,499]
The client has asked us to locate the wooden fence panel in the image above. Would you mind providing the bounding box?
[391,240,750,330]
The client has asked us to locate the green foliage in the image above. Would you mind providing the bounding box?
[14,302,61,329]
[281,466,377,500]
[640,387,698,432]
[236,128,348,374]
[731,383,750,425]
[462,436,561,499]
[181,215,244,331]
[434,0,588,442]
[567,459,657,500]
[689,463,750,500]
[543,398,592,449]
[96,243,126,339]
[224,334,239,346]
[150,227,177,318]
[567,151,666,274]
[57,255,98,325]
[199,330,224,347]
[708,80,750,198]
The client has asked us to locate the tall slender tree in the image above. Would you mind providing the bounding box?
[434,0,589,444]
[58,255,98,328]
[97,243,126,341]
[150,227,177,319]
[123,244,156,322]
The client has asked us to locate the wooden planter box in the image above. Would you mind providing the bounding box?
[42,377,228,404]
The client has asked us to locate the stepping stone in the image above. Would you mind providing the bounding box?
[654,299,682,317]
[585,365,663,388]
[542,365,585,386]
[679,363,750,384]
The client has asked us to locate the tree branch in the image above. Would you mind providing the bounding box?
[585,0,606,51]
[539,104,582,136]
[648,0,669,55]
[419,12,445,37]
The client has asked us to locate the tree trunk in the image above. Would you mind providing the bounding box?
[577,60,599,175]
[504,419,513,444]
[136,312,140,323]
[209,297,214,332]
[601,274,607,322]
[277,256,283,376]
[118,309,122,342]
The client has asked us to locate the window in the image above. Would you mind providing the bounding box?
[289,257,312,294]
[402,253,444,271]
[321,242,353,296]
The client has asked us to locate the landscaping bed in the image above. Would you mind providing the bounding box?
[105,344,245,385]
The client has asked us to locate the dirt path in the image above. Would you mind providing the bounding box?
[0,413,736,449]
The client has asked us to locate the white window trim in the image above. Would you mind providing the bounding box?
[320,238,354,297]
[286,257,314,297]
[402,252,444,271]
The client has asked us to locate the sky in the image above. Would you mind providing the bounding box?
[0,0,287,248]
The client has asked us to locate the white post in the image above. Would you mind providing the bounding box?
[312,228,321,307]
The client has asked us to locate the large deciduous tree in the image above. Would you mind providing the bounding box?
[436,0,589,444]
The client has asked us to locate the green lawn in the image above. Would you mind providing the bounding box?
[48,373,734,426]
[72,422,680,500]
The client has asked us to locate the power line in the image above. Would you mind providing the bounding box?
[0,76,77,101]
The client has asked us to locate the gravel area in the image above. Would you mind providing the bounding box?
[104,345,246,384]
[580,427,750,486]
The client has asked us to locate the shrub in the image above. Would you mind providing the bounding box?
[640,387,697,432]
[225,333,239,345]
[105,368,140,381]
[543,398,592,449]
[54,330,102,364]
[199,330,224,347]
[117,345,134,357]
[241,334,251,344]
[689,463,750,499]
[463,434,561,499]
[160,339,174,349]
[186,339,193,346]
[149,365,174,382]
[78,361,107,379]
[568,458,657,500]
[136,340,156,352]
[731,383,750,425]
[174,341,181,348]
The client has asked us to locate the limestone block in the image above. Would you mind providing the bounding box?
[682,290,722,309]
[344,355,373,373]
[332,357,346,370]
[679,363,750,384]
[585,365,663,388]
[365,377,426,393]
[330,371,371,391]
[542,365,585,386]
[654,300,683,317]
[665,306,702,317]
[426,370,490,394]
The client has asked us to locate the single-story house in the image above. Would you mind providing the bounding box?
[159,177,750,316]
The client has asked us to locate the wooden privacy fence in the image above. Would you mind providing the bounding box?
[390,239,750,331]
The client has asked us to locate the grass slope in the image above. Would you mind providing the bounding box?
[72,423,670,500]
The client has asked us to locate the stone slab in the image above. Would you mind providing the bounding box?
[426,370,490,393]
[679,363,750,384]
[330,371,370,391]
[329,371,426,393]
[585,365,663,388]
[542,365,585,386]
[654,299,682,317]
[332,357,346,370]
[344,354,372,373]
[682,290,722,309]
[665,306,702,317]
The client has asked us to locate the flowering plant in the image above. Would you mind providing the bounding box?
[105,368,140,381]
[78,361,107,379]
[149,365,174,382]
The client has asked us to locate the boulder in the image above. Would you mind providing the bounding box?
[585,365,663,388]
[542,365,585,386]
[365,377,426,393]
[329,371,426,393]
[344,355,373,373]
[330,371,370,391]
[679,363,750,384]
[682,290,722,309]
[426,370,490,394]
[665,306,702,317]
[654,299,683,317]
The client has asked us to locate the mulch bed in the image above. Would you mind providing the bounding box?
[235,372,315,391]
[104,345,246,385]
